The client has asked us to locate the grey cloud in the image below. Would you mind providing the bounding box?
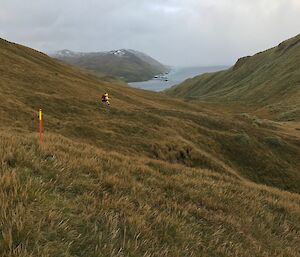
[1,0,299,66]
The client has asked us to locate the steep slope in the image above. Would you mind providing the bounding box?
[166,34,300,121]
[52,49,169,82]
[1,38,300,256]
[1,37,300,191]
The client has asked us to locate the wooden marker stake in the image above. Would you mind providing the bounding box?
[39,109,42,144]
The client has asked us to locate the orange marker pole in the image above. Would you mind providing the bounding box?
[39,109,42,144]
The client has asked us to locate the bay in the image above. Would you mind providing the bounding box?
[128,66,228,92]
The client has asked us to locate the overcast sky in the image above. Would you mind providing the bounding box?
[1,0,299,66]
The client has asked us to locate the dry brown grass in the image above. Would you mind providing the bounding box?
[1,131,300,257]
[1,38,300,256]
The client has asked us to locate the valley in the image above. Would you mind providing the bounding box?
[0,35,299,257]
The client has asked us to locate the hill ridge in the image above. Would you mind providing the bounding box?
[52,48,169,82]
[1,37,300,257]
[166,34,300,121]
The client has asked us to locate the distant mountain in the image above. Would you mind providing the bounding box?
[166,34,300,121]
[51,49,169,82]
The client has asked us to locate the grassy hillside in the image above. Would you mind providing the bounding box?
[166,34,300,121]
[1,131,300,257]
[1,38,300,256]
[52,49,169,82]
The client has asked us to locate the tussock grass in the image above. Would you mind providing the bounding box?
[1,131,300,257]
[264,136,284,147]
[1,38,300,256]
[1,37,299,192]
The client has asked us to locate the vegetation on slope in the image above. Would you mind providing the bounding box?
[1,38,300,256]
[52,49,169,82]
[1,37,300,192]
[1,131,300,257]
[166,34,300,121]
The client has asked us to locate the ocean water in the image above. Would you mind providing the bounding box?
[128,66,228,92]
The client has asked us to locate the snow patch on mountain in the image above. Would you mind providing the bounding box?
[53,49,85,58]
[109,49,127,56]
